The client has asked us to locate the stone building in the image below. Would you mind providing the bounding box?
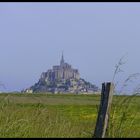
[40,53,80,82]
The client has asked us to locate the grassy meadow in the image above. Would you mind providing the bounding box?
[0,93,139,138]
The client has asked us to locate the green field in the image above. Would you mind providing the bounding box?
[0,93,139,138]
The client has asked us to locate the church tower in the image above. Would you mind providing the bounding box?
[60,52,64,66]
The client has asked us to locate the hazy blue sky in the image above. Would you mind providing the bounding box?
[0,2,140,93]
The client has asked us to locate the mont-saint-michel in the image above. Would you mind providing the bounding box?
[24,53,98,94]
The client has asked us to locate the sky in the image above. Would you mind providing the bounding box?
[0,2,140,94]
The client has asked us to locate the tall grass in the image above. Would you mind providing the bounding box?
[0,94,99,138]
[0,93,139,138]
[105,55,140,138]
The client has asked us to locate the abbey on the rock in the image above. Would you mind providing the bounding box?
[23,53,99,93]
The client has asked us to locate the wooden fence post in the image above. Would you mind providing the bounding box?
[93,82,114,138]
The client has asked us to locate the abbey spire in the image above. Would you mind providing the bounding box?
[60,51,64,66]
